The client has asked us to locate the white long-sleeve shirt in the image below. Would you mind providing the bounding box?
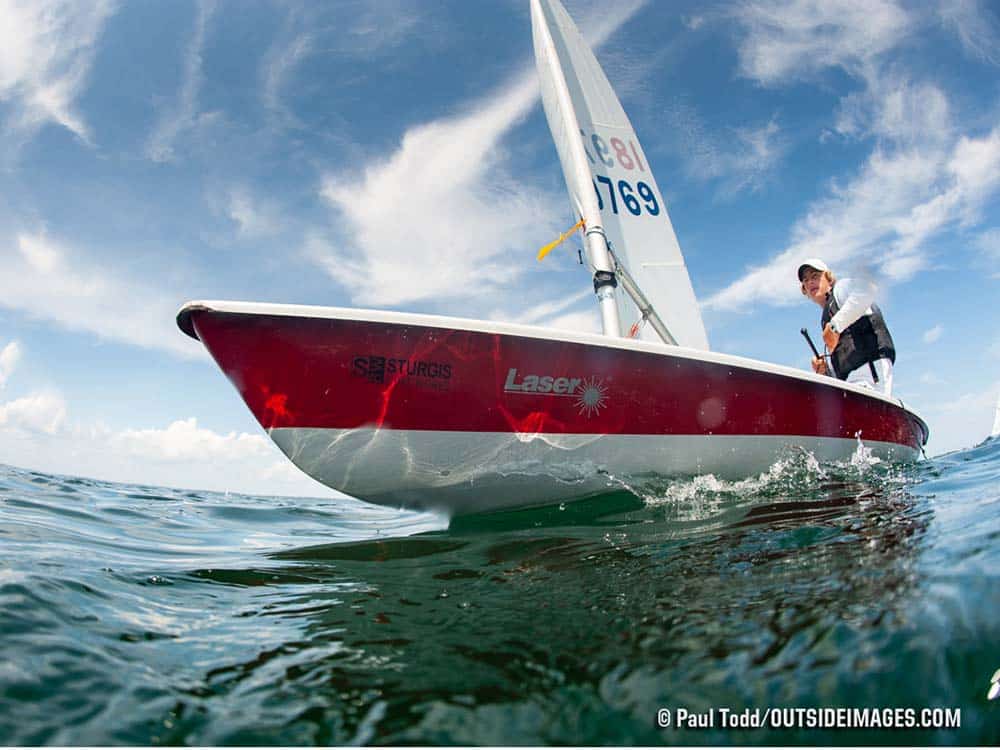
[828,277,893,396]
[829,277,877,333]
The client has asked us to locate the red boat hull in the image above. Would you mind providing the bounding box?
[179,302,927,514]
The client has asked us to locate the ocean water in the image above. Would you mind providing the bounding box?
[1,440,998,746]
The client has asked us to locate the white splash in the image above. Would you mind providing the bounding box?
[849,432,883,470]
[612,447,828,520]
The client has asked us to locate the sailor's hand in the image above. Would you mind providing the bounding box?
[811,356,828,375]
[822,323,840,352]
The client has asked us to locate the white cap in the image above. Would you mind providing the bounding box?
[797,258,829,281]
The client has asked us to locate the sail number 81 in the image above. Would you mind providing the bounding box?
[593,176,660,216]
[582,131,645,172]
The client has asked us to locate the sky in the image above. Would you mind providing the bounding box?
[1,0,999,497]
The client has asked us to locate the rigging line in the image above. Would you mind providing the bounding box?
[537,220,586,261]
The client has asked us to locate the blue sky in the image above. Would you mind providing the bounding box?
[1,0,998,496]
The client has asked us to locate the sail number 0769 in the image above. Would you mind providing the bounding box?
[593,176,659,216]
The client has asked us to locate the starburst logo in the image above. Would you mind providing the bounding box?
[575,377,608,418]
[503,368,610,418]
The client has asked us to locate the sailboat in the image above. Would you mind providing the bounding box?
[991,391,1000,439]
[177,0,928,515]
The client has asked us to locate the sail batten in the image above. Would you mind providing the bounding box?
[530,0,710,350]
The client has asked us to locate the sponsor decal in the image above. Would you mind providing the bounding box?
[352,356,452,386]
[503,368,609,417]
[504,368,580,395]
[575,377,609,418]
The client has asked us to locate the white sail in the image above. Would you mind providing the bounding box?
[992,391,1000,438]
[530,0,709,350]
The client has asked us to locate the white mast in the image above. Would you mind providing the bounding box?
[992,390,1000,438]
[530,0,709,350]
[531,0,621,338]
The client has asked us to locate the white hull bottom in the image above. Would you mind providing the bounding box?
[270,428,918,516]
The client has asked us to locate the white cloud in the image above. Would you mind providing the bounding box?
[18,230,62,272]
[115,417,270,462]
[0,0,114,147]
[259,458,312,484]
[733,1,957,151]
[146,0,216,162]
[260,0,423,118]
[923,324,943,344]
[0,231,203,359]
[733,0,912,86]
[261,29,312,127]
[0,384,310,492]
[711,117,785,196]
[706,127,1000,310]
[486,287,599,333]
[733,0,955,147]
[974,227,1000,262]
[336,0,420,57]
[317,73,556,308]
[258,1,430,135]
[949,129,1000,223]
[0,341,20,389]
[496,288,593,326]
[545,308,601,333]
[835,77,952,147]
[311,1,646,309]
[938,0,1000,66]
[0,391,66,435]
[226,186,280,238]
[683,14,707,31]
[919,381,1000,454]
[663,103,786,197]
[0,403,337,496]
[705,0,1000,313]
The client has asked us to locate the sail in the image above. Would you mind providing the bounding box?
[992,391,1000,438]
[530,0,709,350]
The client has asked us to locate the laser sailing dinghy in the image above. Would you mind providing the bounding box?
[177,0,928,515]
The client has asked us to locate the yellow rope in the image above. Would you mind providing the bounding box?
[536,218,585,261]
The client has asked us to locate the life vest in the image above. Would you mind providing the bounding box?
[821,288,896,380]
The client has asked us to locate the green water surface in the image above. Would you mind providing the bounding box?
[1,442,998,745]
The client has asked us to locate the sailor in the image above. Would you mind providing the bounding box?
[798,258,896,396]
